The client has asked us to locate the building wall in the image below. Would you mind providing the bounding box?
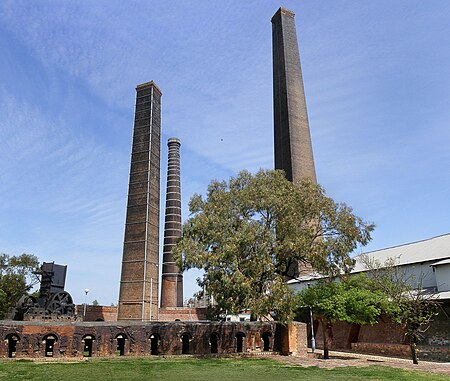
[435,264,450,292]
[225,312,251,322]
[399,262,437,289]
[0,321,307,359]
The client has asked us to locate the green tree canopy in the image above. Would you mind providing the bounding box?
[174,169,374,323]
[0,253,40,318]
[295,274,388,358]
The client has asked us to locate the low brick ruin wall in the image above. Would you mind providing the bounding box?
[74,305,208,323]
[312,308,450,362]
[158,307,208,322]
[75,305,119,322]
[0,320,307,359]
[351,342,410,358]
[350,342,450,363]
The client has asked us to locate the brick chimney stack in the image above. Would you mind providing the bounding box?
[272,8,317,277]
[160,138,183,307]
[272,7,317,184]
[118,81,161,321]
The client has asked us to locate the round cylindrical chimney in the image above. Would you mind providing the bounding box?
[160,138,183,307]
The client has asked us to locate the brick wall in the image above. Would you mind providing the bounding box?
[279,322,308,356]
[76,305,118,322]
[76,305,209,323]
[0,321,307,359]
[158,307,207,322]
[311,306,450,362]
[351,342,410,358]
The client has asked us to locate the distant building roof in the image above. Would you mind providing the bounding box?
[288,233,450,284]
[352,233,450,273]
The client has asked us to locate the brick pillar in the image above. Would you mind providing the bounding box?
[160,138,183,307]
[118,81,161,321]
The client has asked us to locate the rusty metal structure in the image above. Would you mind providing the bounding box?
[6,262,75,320]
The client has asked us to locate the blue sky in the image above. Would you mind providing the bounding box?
[1,1,449,306]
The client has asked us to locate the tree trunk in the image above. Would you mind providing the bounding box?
[410,335,419,364]
[322,321,333,359]
[347,323,361,350]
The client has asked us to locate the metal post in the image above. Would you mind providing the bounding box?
[149,277,153,321]
[83,288,89,320]
[309,306,316,353]
[307,283,315,353]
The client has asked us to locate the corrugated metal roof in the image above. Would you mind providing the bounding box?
[288,233,450,284]
[431,258,450,267]
[352,233,450,272]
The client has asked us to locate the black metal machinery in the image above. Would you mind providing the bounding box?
[7,262,75,320]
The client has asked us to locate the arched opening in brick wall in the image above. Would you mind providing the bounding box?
[210,332,219,354]
[149,333,160,355]
[82,335,95,357]
[115,334,126,356]
[262,331,272,352]
[181,333,191,354]
[43,334,57,357]
[5,334,19,358]
[236,332,245,353]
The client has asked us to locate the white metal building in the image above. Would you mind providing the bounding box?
[288,233,450,301]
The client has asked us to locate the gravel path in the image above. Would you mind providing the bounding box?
[270,350,450,376]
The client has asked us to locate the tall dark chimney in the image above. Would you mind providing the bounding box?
[272,7,317,184]
[160,138,183,307]
[118,81,161,321]
[272,8,317,277]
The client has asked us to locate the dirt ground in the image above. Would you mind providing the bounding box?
[271,350,450,376]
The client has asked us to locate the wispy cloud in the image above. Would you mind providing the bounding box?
[0,88,128,302]
[1,0,449,303]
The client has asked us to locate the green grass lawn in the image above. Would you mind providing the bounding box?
[0,357,448,381]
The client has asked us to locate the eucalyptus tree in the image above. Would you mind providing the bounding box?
[174,169,374,323]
